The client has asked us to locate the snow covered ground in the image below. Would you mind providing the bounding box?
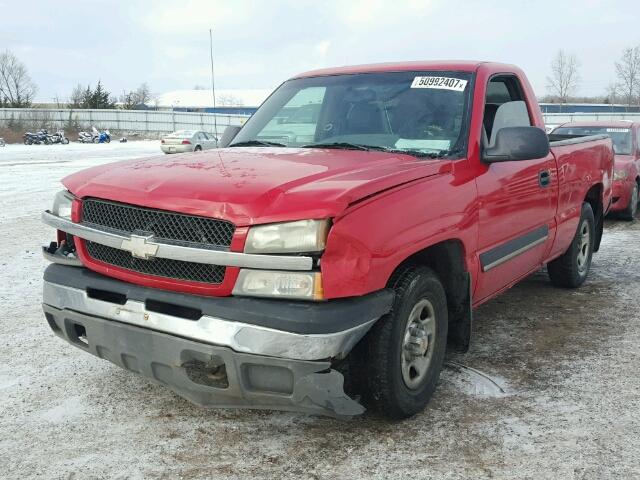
[1,143,639,479]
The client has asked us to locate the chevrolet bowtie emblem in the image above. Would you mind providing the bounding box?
[121,234,159,259]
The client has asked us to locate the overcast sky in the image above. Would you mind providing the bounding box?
[1,0,637,102]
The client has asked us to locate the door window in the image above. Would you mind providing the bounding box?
[483,76,532,146]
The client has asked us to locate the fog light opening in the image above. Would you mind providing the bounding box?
[183,359,229,388]
[73,323,88,345]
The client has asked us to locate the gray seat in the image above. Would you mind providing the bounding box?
[345,102,386,134]
[488,100,530,146]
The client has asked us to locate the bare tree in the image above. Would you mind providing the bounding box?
[0,50,37,107]
[119,83,152,109]
[217,93,242,107]
[133,83,151,106]
[604,82,622,105]
[615,46,640,107]
[546,50,581,103]
[68,84,85,109]
[119,90,136,109]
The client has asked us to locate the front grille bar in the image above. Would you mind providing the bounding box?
[42,211,314,271]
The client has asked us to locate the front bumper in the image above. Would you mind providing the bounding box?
[42,264,394,416]
[43,304,364,416]
[610,179,633,212]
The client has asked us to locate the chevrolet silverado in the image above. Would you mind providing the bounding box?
[41,61,614,418]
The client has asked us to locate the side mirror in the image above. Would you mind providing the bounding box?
[218,125,243,148]
[483,126,550,163]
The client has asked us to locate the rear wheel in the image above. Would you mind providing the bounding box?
[548,202,594,288]
[358,266,448,419]
[621,182,638,221]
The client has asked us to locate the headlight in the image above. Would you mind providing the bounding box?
[232,269,323,300]
[52,190,74,220]
[245,219,329,254]
[613,170,628,181]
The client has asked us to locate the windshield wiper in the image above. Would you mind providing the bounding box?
[301,142,373,151]
[229,140,286,147]
[302,142,458,159]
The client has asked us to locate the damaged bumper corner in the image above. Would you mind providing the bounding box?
[43,303,365,417]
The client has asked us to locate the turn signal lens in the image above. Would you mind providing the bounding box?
[232,270,323,300]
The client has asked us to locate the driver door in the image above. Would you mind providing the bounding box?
[474,75,557,302]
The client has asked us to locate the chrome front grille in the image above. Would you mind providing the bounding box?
[86,242,226,284]
[82,198,233,284]
[82,198,235,248]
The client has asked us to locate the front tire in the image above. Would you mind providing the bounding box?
[548,202,595,288]
[621,182,638,221]
[194,145,202,152]
[359,266,448,419]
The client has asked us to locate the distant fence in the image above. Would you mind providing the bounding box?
[2,108,638,135]
[543,112,640,125]
[0,108,250,136]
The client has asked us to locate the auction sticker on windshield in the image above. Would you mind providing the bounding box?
[411,76,468,91]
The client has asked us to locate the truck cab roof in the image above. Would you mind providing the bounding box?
[294,61,517,78]
[557,120,638,129]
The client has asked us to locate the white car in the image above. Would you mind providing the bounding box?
[160,130,218,154]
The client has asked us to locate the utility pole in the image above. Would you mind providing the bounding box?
[209,28,219,140]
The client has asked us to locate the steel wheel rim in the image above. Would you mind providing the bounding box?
[401,299,436,390]
[576,219,590,274]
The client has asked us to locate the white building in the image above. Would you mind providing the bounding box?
[157,89,273,111]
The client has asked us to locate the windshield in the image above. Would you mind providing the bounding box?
[231,71,473,158]
[553,126,633,155]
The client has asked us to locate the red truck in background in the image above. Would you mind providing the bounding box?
[552,121,640,219]
[41,61,614,418]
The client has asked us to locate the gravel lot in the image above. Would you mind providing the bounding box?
[1,143,639,479]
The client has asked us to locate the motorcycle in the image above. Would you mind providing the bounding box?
[94,129,111,143]
[77,130,93,143]
[77,127,110,143]
[23,130,49,145]
[47,130,70,145]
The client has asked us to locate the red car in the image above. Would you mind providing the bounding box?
[41,61,614,418]
[553,121,640,219]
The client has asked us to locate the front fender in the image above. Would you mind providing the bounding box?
[321,172,479,299]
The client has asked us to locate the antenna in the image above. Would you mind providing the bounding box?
[209,28,219,141]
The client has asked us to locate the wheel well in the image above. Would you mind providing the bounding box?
[584,184,604,252]
[389,240,472,353]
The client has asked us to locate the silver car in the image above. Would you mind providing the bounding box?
[160,130,218,154]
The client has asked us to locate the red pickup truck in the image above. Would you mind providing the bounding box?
[552,121,639,219]
[42,61,614,418]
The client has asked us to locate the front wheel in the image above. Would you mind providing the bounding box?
[61,137,69,145]
[358,266,448,419]
[621,182,638,221]
[548,202,595,288]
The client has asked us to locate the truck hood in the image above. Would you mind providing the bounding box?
[63,147,450,225]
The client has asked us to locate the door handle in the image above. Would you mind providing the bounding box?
[539,170,551,188]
